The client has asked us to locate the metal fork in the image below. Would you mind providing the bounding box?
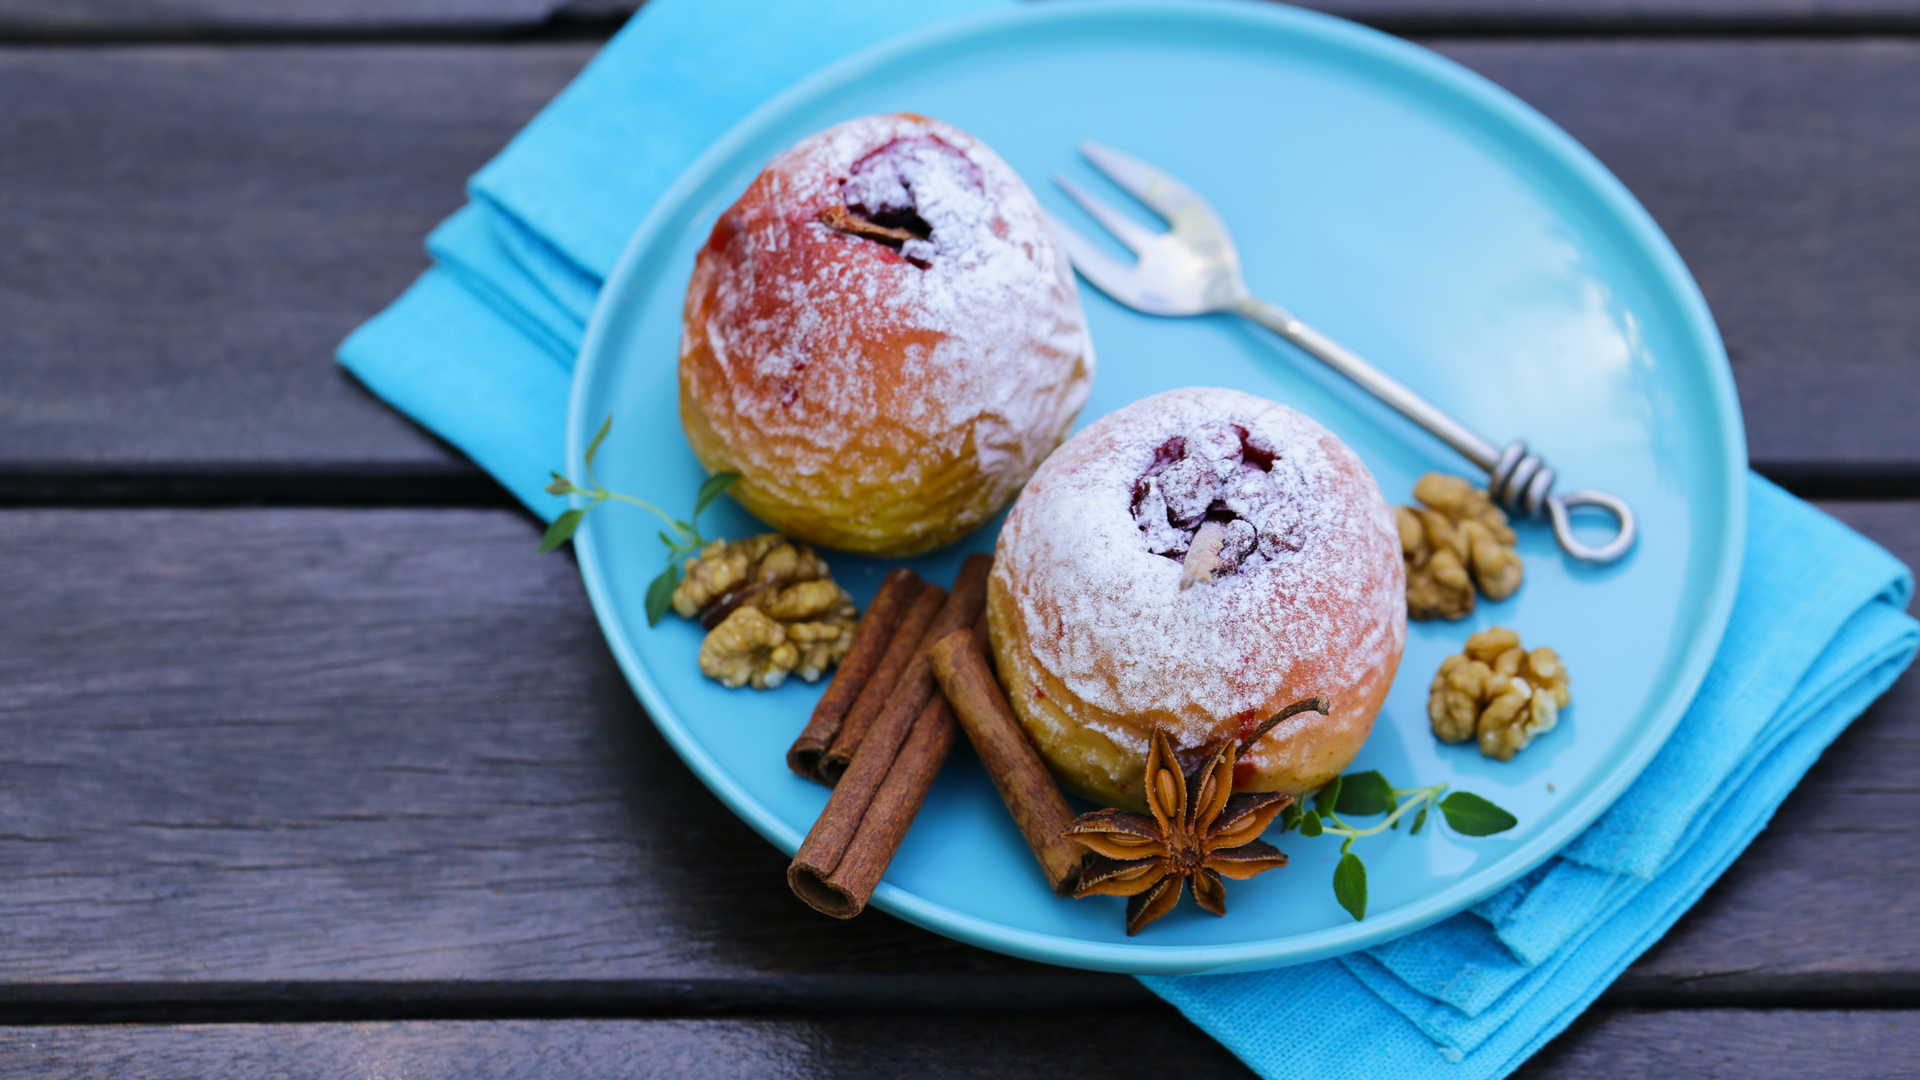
[1048,142,1636,564]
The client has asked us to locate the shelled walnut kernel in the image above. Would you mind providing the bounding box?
[1429,627,1570,761]
[674,533,858,690]
[1398,473,1524,620]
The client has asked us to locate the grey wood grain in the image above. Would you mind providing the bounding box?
[0,503,1910,1014]
[1517,1009,1920,1079]
[0,507,1099,1001]
[0,1010,1914,1079]
[0,1,556,33]
[2,0,1917,38]
[0,44,595,475]
[1,41,1915,498]
[1332,0,1920,33]
[0,1015,1257,1080]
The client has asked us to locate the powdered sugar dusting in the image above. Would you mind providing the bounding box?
[681,114,1094,546]
[993,387,1406,755]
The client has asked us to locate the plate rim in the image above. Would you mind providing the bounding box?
[568,0,1748,974]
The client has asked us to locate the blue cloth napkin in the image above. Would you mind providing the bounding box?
[337,2,1920,1076]
[1145,474,1916,1078]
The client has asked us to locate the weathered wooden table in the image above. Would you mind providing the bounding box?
[2,1,1916,1074]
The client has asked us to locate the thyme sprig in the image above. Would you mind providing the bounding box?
[540,415,740,626]
[1279,770,1517,921]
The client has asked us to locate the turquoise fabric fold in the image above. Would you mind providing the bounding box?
[1145,476,1917,1078]
[335,3,1918,1077]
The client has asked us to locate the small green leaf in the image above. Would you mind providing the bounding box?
[537,509,586,554]
[1334,852,1368,921]
[1280,803,1304,833]
[1410,805,1429,836]
[645,564,680,627]
[694,471,741,517]
[1440,792,1518,836]
[659,530,677,548]
[1335,770,1395,816]
[545,473,575,496]
[1300,809,1323,838]
[584,415,613,471]
[1313,775,1343,815]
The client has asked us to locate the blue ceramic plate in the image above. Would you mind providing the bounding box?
[568,0,1745,974]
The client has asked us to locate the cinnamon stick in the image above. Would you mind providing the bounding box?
[790,693,957,918]
[815,582,945,784]
[819,558,989,784]
[929,628,1084,896]
[789,553,993,916]
[786,567,922,780]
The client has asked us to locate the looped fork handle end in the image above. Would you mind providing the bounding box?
[1547,490,1636,563]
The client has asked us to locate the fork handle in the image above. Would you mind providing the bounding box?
[1236,298,1501,470]
[1232,297,1636,564]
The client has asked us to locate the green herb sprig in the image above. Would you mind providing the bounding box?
[540,416,740,626]
[1279,771,1517,921]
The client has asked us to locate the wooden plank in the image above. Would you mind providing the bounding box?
[1519,1009,1920,1078]
[0,42,1917,498]
[0,503,1911,1015]
[0,1010,1913,1079]
[1340,0,1920,34]
[0,44,594,480]
[0,1,575,38]
[0,1015,1255,1080]
[0,506,1102,1012]
[3,1,1918,39]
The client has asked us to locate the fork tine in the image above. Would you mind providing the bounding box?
[1043,210,1140,301]
[1053,173,1160,255]
[1078,141,1222,232]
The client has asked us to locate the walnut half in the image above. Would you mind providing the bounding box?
[700,606,800,690]
[1400,473,1523,620]
[673,533,858,690]
[1429,627,1570,761]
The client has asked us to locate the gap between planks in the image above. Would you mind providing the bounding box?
[0,975,1914,1027]
[4,3,1920,46]
[1,464,1912,508]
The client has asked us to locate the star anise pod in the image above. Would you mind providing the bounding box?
[1062,696,1330,935]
